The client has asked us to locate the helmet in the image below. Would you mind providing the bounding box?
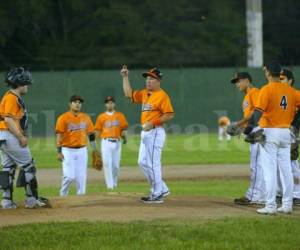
[5,67,33,87]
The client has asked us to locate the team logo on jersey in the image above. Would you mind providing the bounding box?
[243,100,249,110]
[104,120,120,128]
[142,103,152,112]
[68,122,87,131]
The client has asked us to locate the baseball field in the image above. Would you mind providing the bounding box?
[1,134,300,250]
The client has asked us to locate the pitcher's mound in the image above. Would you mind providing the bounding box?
[0,194,287,227]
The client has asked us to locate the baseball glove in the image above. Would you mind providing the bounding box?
[244,129,266,144]
[226,122,243,136]
[92,150,103,171]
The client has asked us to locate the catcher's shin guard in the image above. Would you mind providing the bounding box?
[18,160,39,199]
[0,165,16,201]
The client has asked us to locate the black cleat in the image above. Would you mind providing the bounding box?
[140,195,164,204]
[234,197,251,205]
[293,198,300,206]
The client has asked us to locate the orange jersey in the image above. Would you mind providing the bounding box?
[256,81,300,128]
[55,111,94,147]
[132,88,174,125]
[243,87,260,118]
[0,91,27,132]
[95,112,128,139]
[218,116,230,126]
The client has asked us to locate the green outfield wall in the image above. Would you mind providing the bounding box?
[1,67,299,136]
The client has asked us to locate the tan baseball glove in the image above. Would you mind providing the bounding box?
[92,150,103,171]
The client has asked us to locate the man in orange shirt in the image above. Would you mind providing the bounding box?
[95,96,128,190]
[245,62,300,214]
[121,66,175,204]
[0,67,49,209]
[217,116,231,141]
[229,72,265,205]
[55,95,95,196]
[280,69,300,206]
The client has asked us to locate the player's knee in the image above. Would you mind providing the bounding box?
[17,160,38,188]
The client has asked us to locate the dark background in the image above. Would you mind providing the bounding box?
[0,0,299,71]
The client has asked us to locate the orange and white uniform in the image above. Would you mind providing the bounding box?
[95,111,128,189]
[217,116,231,141]
[132,88,174,198]
[0,91,37,203]
[55,111,94,196]
[241,87,266,203]
[243,87,260,119]
[255,81,300,211]
[0,91,28,133]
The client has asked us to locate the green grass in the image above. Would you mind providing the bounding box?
[13,179,249,201]
[1,218,300,250]
[29,134,250,168]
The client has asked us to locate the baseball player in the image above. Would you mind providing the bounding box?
[218,116,231,141]
[229,72,265,205]
[56,95,95,196]
[245,62,300,214]
[95,96,128,190]
[121,66,175,204]
[0,67,49,209]
[279,69,300,206]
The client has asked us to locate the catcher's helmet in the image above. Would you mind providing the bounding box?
[5,67,33,88]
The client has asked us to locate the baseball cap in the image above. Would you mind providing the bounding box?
[280,69,295,83]
[70,95,84,103]
[105,96,115,103]
[264,61,282,75]
[230,72,252,84]
[142,67,163,80]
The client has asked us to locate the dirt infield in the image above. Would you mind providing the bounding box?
[3,164,297,227]
[0,194,262,227]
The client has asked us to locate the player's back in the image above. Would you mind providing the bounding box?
[258,81,300,128]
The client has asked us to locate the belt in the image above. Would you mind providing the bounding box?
[104,138,120,143]
[64,146,85,149]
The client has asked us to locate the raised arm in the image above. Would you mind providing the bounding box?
[120,65,133,98]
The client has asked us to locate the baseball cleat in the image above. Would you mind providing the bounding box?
[250,200,265,205]
[25,197,51,209]
[1,199,17,209]
[162,191,170,197]
[293,198,300,206]
[276,196,282,204]
[277,206,292,214]
[234,197,251,205]
[256,207,277,215]
[140,195,164,204]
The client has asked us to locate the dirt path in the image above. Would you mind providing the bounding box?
[37,164,250,187]
[1,164,274,227]
[2,194,293,227]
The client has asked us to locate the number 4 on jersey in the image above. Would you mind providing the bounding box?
[280,96,288,110]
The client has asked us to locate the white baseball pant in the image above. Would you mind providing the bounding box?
[101,139,121,189]
[259,128,293,210]
[60,146,88,196]
[138,126,169,198]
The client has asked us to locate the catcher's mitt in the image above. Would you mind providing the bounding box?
[92,150,103,171]
[245,129,266,144]
[226,122,243,136]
